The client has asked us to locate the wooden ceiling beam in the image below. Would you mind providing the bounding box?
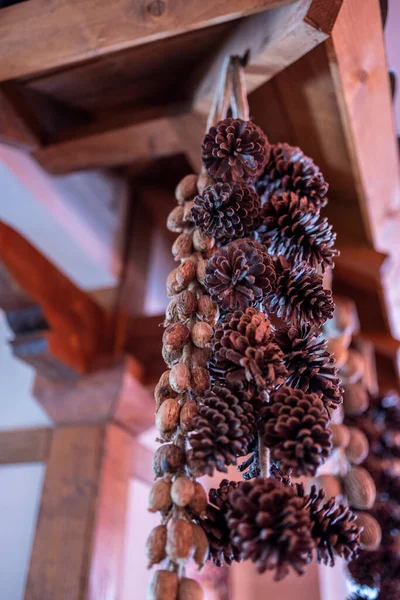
[0,0,296,82]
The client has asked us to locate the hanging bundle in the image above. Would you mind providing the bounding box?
[147,56,361,600]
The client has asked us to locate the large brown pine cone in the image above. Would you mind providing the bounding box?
[205,239,276,311]
[256,143,328,210]
[348,548,400,590]
[227,478,313,580]
[259,192,338,271]
[274,324,343,410]
[370,501,400,545]
[300,485,361,566]
[379,580,400,600]
[267,264,334,326]
[190,386,257,475]
[202,118,270,184]
[192,182,261,243]
[263,387,332,476]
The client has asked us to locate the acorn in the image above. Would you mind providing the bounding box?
[178,577,204,600]
[183,200,195,224]
[330,423,351,449]
[171,476,195,507]
[163,323,191,352]
[147,570,179,600]
[186,450,206,479]
[148,478,172,513]
[176,290,197,319]
[177,259,196,287]
[196,257,208,285]
[156,399,181,437]
[155,371,176,409]
[345,428,369,465]
[188,482,208,517]
[356,512,382,550]
[339,349,365,384]
[180,400,198,433]
[193,229,214,252]
[191,322,213,348]
[197,295,218,323]
[173,232,193,260]
[170,363,191,393]
[176,174,198,204]
[311,474,343,501]
[167,205,185,232]
[191,345,212,368]
[192,524,209,570]
[167,268,185,296]
[343,467,376,509]
[166,519,194,563]
[165,298,178,324]
[146,525,167,567]
[162,344,183,367]
[153,444,185,477]
[191,366,211,394]
[343,382,369,415]
[327,338,348,369]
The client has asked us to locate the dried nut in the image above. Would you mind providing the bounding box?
[180,400,198,433]
[170,363,191,393]
[176,290,197,318]
[163,323,191,351]
[343,467,376,509]
[166,298,178,323]
[189,481,208,517]
[345,428,369,465]
[186,450,206,479]
[196,258,208,285]
[183,200,195,223]
[191,366,211,394]
[173,232,193,260]
[177,260,196,287]
[178,577,204,600]
[147,570,179,600]
[162,344,183,367]
[191,322,213,348]
[146,524,167,567]
[176,174,198,204]
[330,423,351,449]
[193,229,214,252]
[339,349,365,384]
[197,295,218,323]
[155,371,177,409]
[148,478,172,513]
[167,205,185,232]
[192,524,209,570]
[311,474,343,501]
[356,512,382,550]
[327,339,348,370]
[156,399,181,435]
[343,382,369,415]
[197,171,214,194]
[191,345,212,367]
[153,444,185,477]
[167,268,185,296]
[166,519,194,563]
[171,476,195,507]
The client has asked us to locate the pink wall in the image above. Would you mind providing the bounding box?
[385,0,400,133]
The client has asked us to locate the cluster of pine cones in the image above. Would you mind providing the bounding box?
[147,115,361,600]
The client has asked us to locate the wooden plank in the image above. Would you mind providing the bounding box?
[0,428,52,464]
[0,85,39,150]
[0,0,295,82]
[114,358,155,435]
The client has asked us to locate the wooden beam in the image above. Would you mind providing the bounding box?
[0,0,295,82]
[0,428,52,464]
[0,85,40,150]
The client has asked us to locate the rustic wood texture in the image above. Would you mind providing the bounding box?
[0,85,39,150]
[0,427,52,464]
[0,0,295,82]
[0,221,112,375]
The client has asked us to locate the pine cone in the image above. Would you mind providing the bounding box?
[192,182,261,242]
[205,239,276,311]
[259,192,338,271]
[256,143,328,210]
[349,548,400,590]
[202,118,269,184]
[370,501,400,545]
[201,479,241,567]
[274,324,343,410]
[190,386,257,475]
[301,485,361,566]
[227,478,313,580]
[379,581,400,600]
[263,387,332,476]
[267,264,334,326]
[212,308,286,391]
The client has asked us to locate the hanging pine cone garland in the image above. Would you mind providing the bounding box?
[274,324,343,410]
[267,264,334,326]
[202,118,270,183]
[301,486,361,566]
[256,142,328,209]
[227,478,313,580]
[205,239,276,311]
[192,182,261,242]
[189,385,257,475]
[259,192,338,271]
[263,387,332,476]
